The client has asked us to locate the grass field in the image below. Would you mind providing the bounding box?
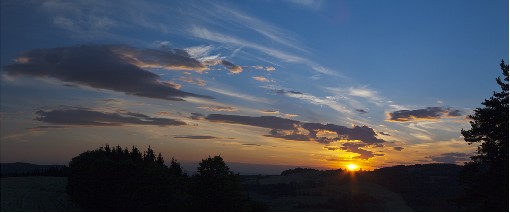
[1,176,82,211]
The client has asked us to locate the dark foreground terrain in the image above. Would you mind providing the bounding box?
[0,176,82,211]
[1,163,462,211]
[242,164,462,211]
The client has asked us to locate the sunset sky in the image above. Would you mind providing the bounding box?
[1,0,508,172]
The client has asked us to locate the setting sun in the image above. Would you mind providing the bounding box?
[347,164,358,171]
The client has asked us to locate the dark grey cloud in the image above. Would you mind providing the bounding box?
[206,114,299,130]
[242,143,261,146]
[356,109,368,114]
[174,135,218,139]
[387,107,463,122]
[113,45,207,71]
[4,45,213,101]
[324,146,341,151]
[189,112,205,120]
[265,131,312,141]
[427,152,471,164]
[379,132,391,136]
[341,142,384,160]
[205,114,385,144]
[35,107,186,127]
[447,109,462,116]
[323,143,384,160]
[272,89,303,95]
[393,146,404,151]
[26,125,68,131]
[220,60,243,74]
[302,123,385,144]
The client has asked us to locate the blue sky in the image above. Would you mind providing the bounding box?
[1,0,508,171]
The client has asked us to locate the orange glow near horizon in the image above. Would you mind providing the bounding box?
[347,164,358,171]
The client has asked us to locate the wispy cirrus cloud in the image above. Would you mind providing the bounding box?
[207,87,269,103]
[211,4,308,52]
[253,76,271,82]
[286,0,323,10]
[197,105,238,112]
[269,87,352,115]
[253,66,276,71]
[179,76,206,86]
[190,26,307,63]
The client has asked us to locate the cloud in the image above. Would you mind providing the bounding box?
[242,143,261,146]
[427,152,471,164]
[26,125,68,131]
[157,111,172,116]
[341,142,384,160]
[204,114,385,144]
[253,76,270,82]
[260,110,279,114]
[379,132,391,136]
[265,66,276,71]
[206,114,299,130]
[356,109,368,114]
[393,146,404,151]
[174,135,218,139]
[197,105,238,112]
[302,123,385,144]
[221,60,243,74]
[286,0,323,10]
[207,87,269,103]
[190,26,307,63]
[387,107,463,122]
[189,112,205,120]
[111,45,208,72]
[272,89,303,95]
[324,143,384,160]
[283,113,299,118]
[179,76,206,86]
[184,45,214,59]
[348,86,379,100]
[35,107,187,127]
[253,66,276,71]
[271,87,352,115]
[161,81,182,89]
[4,45,212,101]
[211,4,307,52]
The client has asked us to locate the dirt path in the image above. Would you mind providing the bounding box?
[1,176,82,211]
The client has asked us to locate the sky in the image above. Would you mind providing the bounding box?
[0,0,508,173]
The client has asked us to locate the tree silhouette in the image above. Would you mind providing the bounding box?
[191,156,252,211]
[67,144,186,211]
[459,60,509,211]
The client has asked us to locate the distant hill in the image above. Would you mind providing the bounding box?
[1,162,65,177]
[241,163,464,211]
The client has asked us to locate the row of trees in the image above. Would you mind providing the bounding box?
[66,145,258,211]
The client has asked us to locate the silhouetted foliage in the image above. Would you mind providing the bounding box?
[66,144,186,211]
[191,156,252,211]
[0,163,68,178]
[459,60,509,211]
[280,167,319,176]
[364,164,462,211]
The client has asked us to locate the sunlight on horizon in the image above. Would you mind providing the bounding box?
[347,164,358,171]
